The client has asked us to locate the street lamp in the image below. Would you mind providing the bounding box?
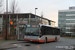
[35,8,38,15]
[6,0,8,13]
[35,8,38,24]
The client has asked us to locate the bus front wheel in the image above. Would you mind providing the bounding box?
[45,37,47,43]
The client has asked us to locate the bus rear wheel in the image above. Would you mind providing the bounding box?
[55,37,57,42]
[45,37,47,43]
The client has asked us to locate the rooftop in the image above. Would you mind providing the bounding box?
[0,13,55,22]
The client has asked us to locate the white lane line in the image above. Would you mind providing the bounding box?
[13,44,22,47]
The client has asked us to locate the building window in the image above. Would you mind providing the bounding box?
[31,15,35,18]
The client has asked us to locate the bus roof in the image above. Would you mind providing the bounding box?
[39,24,60,29]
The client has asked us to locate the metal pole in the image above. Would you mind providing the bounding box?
[18,28,19,40]
[5,15,7,40]
[35,8,38,24]
[16,15,19,40]
[35,9,36,17]
[5,0,8,40]
[9,15,10,34]
[6,0,8,13]
[35,8,36,24]
[2,15,3,35]
[41,15,42,24]
[29,13,31,24]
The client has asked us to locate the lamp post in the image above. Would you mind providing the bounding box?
[35,8,38,15]
[6,0,8,13]
[35,8,38,24]
[5,0,8,40]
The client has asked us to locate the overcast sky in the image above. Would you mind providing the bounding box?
[4,0,75,26]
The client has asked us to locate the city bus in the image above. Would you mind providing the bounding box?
[23,24,60,43]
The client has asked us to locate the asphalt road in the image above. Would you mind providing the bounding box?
[7,37,75,50]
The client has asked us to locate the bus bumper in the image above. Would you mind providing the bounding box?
[24,39,45,43]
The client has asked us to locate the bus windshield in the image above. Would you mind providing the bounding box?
[25,27,40,36]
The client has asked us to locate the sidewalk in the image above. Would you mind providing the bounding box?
[0,40,25,50]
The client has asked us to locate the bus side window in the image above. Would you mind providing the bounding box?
[45,27,47,35]
[54,29,57,35]
[41,26,44,35]
[43,26,46,35]
[47,27,50,35]
[45,27,50,35]
[51,28,53,35]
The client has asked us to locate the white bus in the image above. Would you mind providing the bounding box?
[23,24,60,43]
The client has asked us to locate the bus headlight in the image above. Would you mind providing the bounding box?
[38,37,44,40]
[38,37,41,40]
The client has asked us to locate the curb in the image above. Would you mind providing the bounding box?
[0,46,17,50]
[10,41,25,44]
[0,43,17,50]
[0,41,25,50]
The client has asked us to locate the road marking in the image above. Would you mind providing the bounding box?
[13,44,22,47]
[56,46,75,49]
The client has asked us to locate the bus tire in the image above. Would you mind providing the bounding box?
[45,37,47,43]
[55,37,57,42]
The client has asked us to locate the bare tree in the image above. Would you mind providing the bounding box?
[10,0,20,13]
[9,0,20,39]
[0,0,3,13]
